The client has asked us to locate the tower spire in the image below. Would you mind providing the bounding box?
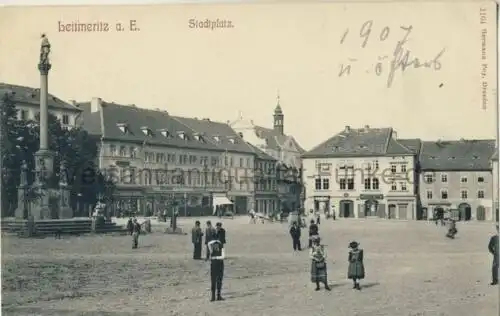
[277,89,280,105]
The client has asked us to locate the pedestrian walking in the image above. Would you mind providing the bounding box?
[191,220,204,259]
[488,224,499,285]
[446,219,458,239]
[310,236,331,291]
[205,221,216,260]
[308,220,319,248]
[131,218,141,249]
[289,221,302,251]
[207,238,226,301]
[215,222,226,247]
[347,241,365,290]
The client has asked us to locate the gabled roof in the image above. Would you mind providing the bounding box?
[246,142,277,161]
[173,116,255,154]
[302,126,415,158]
[253,125,306,154]
[80,101,222,152]
[419,139,496,171]
[0,83,81,112]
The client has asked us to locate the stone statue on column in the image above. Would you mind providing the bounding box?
[58,161,73,219]
[15,161,29,219]
[40,34,51,65]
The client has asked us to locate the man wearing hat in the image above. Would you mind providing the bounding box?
[215,222,226,247]
[347,241,365,290]
[207,237,226,301]
[205,221,216,261]
[488,224,499,285]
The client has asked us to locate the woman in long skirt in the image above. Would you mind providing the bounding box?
[347,241,365,290]
[310,236,331,291]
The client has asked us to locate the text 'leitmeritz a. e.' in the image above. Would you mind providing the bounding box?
[58,20,140,32]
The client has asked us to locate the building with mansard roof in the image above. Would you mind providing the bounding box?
[419,139,496,221]
[80,97,257,216]
[230,95,305,212]
[302,125,420,220]
[0,82,82,128]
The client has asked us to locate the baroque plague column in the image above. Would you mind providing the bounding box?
[32,34,55,219]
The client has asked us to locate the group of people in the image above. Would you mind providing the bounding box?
[191,220,227,301]
[290,218,366,291]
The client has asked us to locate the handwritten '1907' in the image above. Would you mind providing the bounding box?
[338,20,446,88]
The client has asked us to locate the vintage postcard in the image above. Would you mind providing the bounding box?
[0,1,498,315]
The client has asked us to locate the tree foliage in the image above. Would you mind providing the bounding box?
[1,92,115,217]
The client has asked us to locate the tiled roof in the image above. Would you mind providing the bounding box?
[253,125,306,154]
[419,139,496,171]
[246,142,277,161]
[397,139,422,155]
[0,83,81,112]
[173,116,255,154]
[81,101,223,152]
[302,126,414,158]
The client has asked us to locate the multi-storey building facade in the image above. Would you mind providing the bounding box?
[419,139,496,221]
[230,96,305,212]
[492,151,499,221]
[302,126,420,220]
[81,98,255,216]
[248,143,278,215]
[1,83,82,128]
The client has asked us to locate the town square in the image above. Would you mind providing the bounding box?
[1,2,499,316]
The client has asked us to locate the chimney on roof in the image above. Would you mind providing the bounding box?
[344,125,351,133]
[69,100,77,106]
[460,138,465,142]
[364,125,369,129]
[392,130,398,139]
[91,97,102,113]
[238,132,243,138]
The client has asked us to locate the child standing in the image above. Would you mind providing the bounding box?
[347,241,365,290]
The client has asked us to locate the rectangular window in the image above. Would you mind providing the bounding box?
[339,178,346,190]
[460,176,468,183]
[391,181,397,191]
[477,176,484,183]
[109,145,116,156]
[478,190,485,198]
[347,178,355,190]
[401,165,407,172]
[400,182,407,191]
[441,190,448,199]
[20,110,27,120]
[62,114,69,125]
[372,178,380,190]
[390,165,397,173]
[364,178,371,190]
[441,174,447,183]
[322,178,329,190]
[426,190,433,199]
[315,178,321,190]
[461,190,468,199]
[424,174,434,183]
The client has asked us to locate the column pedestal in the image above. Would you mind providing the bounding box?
[31,149,54,220]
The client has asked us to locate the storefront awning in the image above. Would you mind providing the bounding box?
[213,196,233,207]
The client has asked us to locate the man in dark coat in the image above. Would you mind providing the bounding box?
[289,221,302,251]
[207,238,226,301]
[205,221,216,261]
[126,218,133,235]
[488,224,499,285]
[215,222,226,247]
[308,219,319,248]
[191,220,204,259]
[131,218,141,249]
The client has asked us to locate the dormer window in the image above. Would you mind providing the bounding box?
[141,126,153,136]
[214,135,221,142]
[472,155,479,160]
[358,145,367,149]
[332,146,339,151]
[177,131,187,140]
[228,137,236,144]
[117,123,129,134]
[158,129,171,138]
[448,156,456,160]
[194,133,205,142]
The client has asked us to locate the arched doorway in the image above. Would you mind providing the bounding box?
[434,207,444,220]
[388,204,396,219]
[364,200,378,217]
[476,206,486,221]
[339,200,354,218]
[458,203,472,221]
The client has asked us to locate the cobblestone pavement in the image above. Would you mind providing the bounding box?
[2,217,499,316]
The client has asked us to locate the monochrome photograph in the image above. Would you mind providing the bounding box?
[0,1,498,315]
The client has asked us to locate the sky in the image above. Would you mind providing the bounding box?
[0,1,497,150]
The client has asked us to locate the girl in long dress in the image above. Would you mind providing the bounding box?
[309,236,331,291]
[347,241,365,290]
